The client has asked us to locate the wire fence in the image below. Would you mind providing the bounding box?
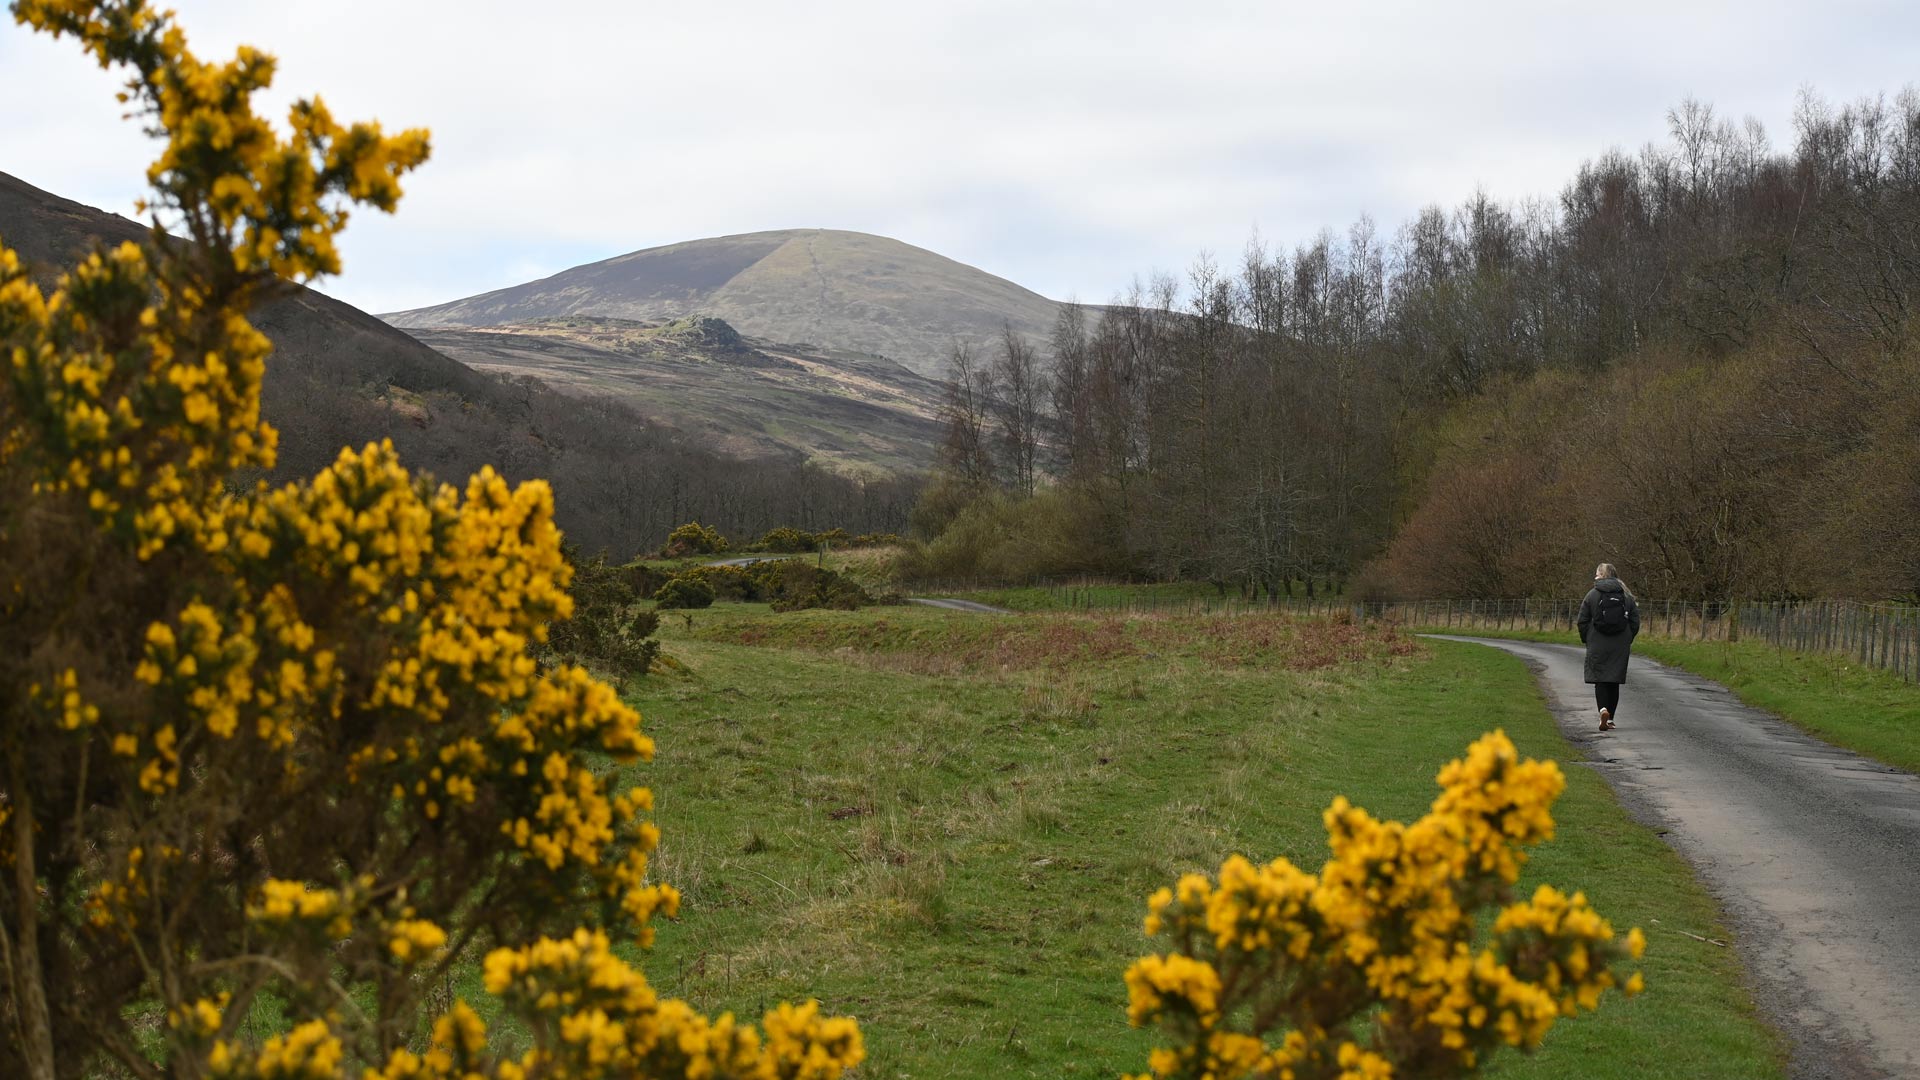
[1368,598,1920,683]
[981,583,1920,684]
[1359,591,1912,676]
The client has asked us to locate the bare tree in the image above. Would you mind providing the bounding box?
[1048,301,1095,479]
[993,323,1047,497]
[938,341,997,489]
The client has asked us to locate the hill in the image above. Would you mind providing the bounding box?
[1,170,503,410]
[0,170,918,551]
[381,228,1065,377]
[407,315,946,473]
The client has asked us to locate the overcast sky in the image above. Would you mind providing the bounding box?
[4,1,1916,314]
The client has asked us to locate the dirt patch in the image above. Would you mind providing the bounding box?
[1186,613,1424,670]
[702,611,1419,673]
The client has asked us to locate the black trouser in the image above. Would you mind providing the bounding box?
[1595,682,1621,717]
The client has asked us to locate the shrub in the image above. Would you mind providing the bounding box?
[753,560,874,612]
[619,560,673,598]
[653,562,876,611]
[0,6,859,1078]
[541,553,662,680]
[663,520,729,556]
[732,526,895,554]
[907,472,981,539]
[899,487,1131,585]
[1126,731,1643,1077]
[654,575,717,610]
[681,563,761,601]
[756,526,820,553]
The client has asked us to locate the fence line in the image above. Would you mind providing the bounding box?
[1363,597,1920,684]
[972,581,1920,684]
[1374,595,1912,680]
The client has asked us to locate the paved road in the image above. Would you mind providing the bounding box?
[905,597,1013,615]
[1432,636,1920,1080]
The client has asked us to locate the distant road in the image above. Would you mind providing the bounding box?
[905,597,1014,615]
[1433,636,1920,1080]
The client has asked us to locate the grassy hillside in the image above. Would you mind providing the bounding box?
[562,604,1782,1078]
[382,228,1066,378]
[410,315,946,473]
[0,169,503,410]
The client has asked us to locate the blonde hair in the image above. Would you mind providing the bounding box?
[1594,563,1633,597]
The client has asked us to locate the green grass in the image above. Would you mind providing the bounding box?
[1632,639,1918,772]
[615,604,1780,1078]
[1412,624,1920,773]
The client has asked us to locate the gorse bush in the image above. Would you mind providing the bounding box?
[619,559,674,599]
[755,526,819,553]
[657,561,877,611]
[752,560,873,612]
[0,4,860,1079]
[654,575,718,610]
[1125,731,1644,1079]
[663,520,729,557]
[539,550,662,681]
[731,526,894,554]
[679,563,760,601]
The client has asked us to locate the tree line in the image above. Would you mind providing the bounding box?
[921,90,1920,602]
[265,363,922,560]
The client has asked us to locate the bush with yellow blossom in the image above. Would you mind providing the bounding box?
[0,3,859,1078]
[1124,730,1645,1079]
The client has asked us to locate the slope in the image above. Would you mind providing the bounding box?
[407,315,946,473]
[382,228,1065,377]
[0,169,502,413]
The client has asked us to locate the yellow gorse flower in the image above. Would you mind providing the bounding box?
[475,929,866,1080]
[1126,732,1645,1078]
[4,3,863,1077]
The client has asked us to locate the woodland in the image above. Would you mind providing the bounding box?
[916,93,1920,603]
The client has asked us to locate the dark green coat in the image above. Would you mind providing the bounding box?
[1576,578,1640,683]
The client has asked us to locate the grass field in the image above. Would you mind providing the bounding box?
[1638,639,1920,772]
[602,603,1780,1078]
[1404,624,1920,774]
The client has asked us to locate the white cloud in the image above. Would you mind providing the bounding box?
[5,0,1916,313]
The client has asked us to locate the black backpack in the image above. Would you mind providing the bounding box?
[1593,592,1629,636]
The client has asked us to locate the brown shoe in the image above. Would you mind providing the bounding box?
[1598,708,1613,731]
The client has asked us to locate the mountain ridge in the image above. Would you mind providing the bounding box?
[0,169,508,409]
[404,313,947,473]
[381,227,1064,377]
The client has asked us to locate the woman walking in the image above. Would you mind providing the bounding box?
[1577,563,1640,731]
